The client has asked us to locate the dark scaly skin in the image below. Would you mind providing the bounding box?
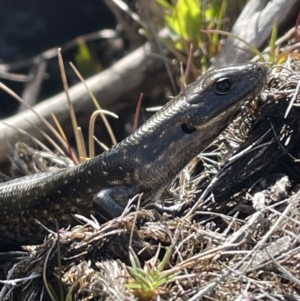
[0,63,268,244]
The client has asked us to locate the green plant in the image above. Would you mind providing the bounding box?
[156,0,230,72]
[126,247,176,300]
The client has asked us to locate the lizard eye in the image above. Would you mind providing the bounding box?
[181,123,196,134]
[215,77,232,94]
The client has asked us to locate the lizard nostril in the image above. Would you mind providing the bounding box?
[256,66,263,73]
[255,64,269,76]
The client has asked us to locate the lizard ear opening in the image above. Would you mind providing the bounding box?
[181,123,196,134]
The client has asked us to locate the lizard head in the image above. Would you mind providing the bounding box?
[180,63,268,131]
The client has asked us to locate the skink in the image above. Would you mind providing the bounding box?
[0,63,268,244]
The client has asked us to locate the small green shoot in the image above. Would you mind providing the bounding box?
[269,18,279,64]
[126,247,176,300]
[74,41,101,76]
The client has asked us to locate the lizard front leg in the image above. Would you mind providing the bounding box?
[92,185,141,219]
